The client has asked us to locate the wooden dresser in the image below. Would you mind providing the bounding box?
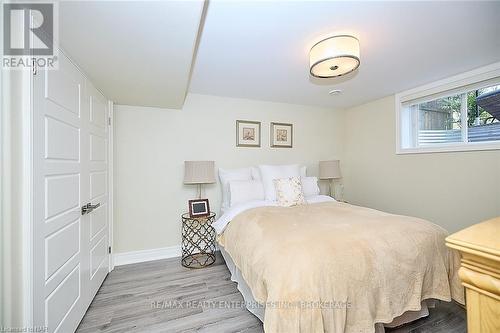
[446,217,500,333]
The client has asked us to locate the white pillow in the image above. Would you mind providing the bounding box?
[219,168,252,209]
[258,164,301,201]
[251,166,261,180]
[229,180,265,207]
[252,165,307,180]
[300,166,307,177]
[301,176,320,197]
[274,176,306,207]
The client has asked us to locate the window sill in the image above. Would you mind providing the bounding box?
[396,141,500,154]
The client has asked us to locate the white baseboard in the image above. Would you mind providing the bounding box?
[114,245,181,266]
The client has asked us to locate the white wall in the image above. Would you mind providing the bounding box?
[343,95,500,233]
[114,93,344,253]
[114,92,500,255]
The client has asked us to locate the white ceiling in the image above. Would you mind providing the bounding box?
[59,1,500,110]
[59,1,204,108]
[190,1,500,109]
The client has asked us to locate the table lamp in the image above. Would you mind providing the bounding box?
[319,160,342,199]
[183,161,216,199]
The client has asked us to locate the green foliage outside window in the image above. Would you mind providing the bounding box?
[440,90,495,127]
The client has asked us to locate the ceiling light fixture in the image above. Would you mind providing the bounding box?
[309,35,360,78]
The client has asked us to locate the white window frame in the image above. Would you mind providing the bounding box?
[395,62,500,154]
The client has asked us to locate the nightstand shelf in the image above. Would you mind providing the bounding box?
[181,212,216,268]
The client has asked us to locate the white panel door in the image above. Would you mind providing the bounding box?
[33,51,109,333]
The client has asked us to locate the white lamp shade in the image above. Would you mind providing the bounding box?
[319,160,341,180]
[310,35,360,78]
[184,161,215,184]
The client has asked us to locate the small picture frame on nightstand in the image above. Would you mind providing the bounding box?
[188,199,210,218]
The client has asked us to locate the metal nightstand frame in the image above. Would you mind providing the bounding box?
[181,212,216,268]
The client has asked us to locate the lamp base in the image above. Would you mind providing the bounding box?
[329,179,335,199]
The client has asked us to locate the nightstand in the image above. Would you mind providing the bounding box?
[181,212,216,268]
[445,217,500,332]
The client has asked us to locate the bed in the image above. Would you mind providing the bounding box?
[214,165,464,333]
[213,193,464,333]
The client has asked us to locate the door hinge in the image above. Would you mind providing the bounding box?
[108,117,111,126]
[32,59,37,75]
[108,246,112,254]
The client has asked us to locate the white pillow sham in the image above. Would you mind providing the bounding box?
[258,164,302,201]
[274,176,306,207]
[218,167,253,209]
[252,165,307,180]
[301,176,320,197]
[251,166,261,180]
[229,180,265,207]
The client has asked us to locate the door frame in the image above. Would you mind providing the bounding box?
[108,100,114,271]
[22,53,35,329]
[21,47,115,328]
[0,67,35,328]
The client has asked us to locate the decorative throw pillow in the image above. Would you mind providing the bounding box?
[273,176,306,207]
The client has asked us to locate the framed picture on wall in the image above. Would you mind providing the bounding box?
[270,122,293,148]
[236,120,261,147]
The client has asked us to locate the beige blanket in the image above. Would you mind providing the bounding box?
[218,202,464,333]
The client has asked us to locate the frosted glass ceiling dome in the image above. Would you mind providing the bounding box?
[309,35,360,78]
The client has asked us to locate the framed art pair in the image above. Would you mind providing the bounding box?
[236,120,293,148]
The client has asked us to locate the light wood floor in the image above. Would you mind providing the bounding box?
[76,253,466,333]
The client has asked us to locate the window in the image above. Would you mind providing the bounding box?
[397,64,500,153]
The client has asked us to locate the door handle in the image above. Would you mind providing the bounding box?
[81,202,101,215]
[88,202,101,211]
[81,203,90,215]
